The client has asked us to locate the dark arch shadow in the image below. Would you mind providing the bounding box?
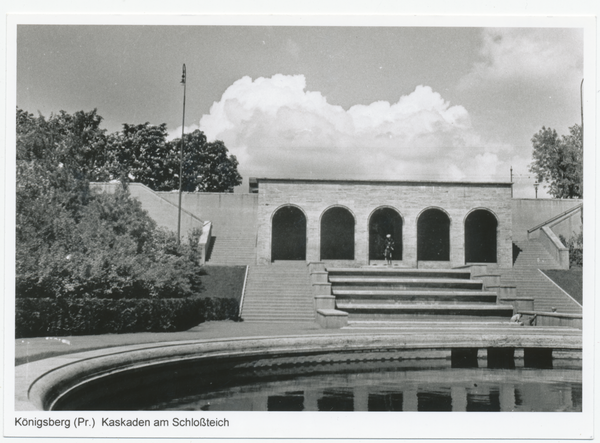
[369,208,403,261]
[271,206,306,261]
[321,207,355,260]
[512,242,522,266]
[465,209,498,263]
[417,208,450,261]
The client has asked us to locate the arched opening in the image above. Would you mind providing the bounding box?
[369,208,403,261]
[320,207,355,260]
[465,209,498,263]
[271,206,306,261]
[417,208,450,261]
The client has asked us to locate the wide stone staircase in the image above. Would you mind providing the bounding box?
[499,239,582,315]
[241,262,315,323]
[326,267,514,325]
[229,237,581,324]
[500,268,581,314]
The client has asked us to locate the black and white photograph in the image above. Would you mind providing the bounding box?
[3,5,597,441]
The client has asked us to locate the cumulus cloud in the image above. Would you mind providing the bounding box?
[199,74,510,182]
[459,28,583,91]
[167,124,200,141]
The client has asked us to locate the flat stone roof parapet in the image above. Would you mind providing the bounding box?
[250,177,513,189]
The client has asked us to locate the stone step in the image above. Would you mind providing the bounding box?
[242,312,315,317]
[497,268,582,314]
[337,303,514,317]
[333,290,498,304]
[209,247,254,254]
[345,320,581,332]
[244,292,312,296]
[241,263,314,323]
[329,276,483,290]
[242,319,315,323]
[242,313,315,319]
[328,268,472,279]
[332,284,486,292]
[248,269,308,275]
[242,311,314,316]
[241,312,315,318]
[209,260,254,265]
[247,292,310,296]
[243,304,312,308]
[346,320,516,327]
[242,302,314,307]
[243,299,312,304]
[209,253,254,259]
[271,260,308,265]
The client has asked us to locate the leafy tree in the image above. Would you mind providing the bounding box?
[16,109,205,301]
[17,108,110,181]
[17,108,243,193]
[106,122,176,190]
[529,124,583,198]
[559,232,583,268]
[170,130,242,193]
[107,125,242,193]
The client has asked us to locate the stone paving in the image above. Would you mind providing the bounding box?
[15,318,581,366]
[15,321,322,365]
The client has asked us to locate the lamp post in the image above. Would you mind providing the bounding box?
[177,64,186,245]
[534,181,539,199]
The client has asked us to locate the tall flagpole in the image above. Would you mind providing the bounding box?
[580,78,584,138]
[177,64,186,245]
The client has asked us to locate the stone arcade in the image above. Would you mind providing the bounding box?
[252,178,513,268]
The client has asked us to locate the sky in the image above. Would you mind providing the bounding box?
[16,25,584,197]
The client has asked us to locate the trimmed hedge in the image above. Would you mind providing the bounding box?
[16,296,239,338]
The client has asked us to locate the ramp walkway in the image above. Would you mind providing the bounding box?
[203,207,257,266]
[512,239,563,269]
[205,230,256,265]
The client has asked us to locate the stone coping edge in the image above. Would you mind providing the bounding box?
[498,295,535,300]
[519,311,583,319]
[16,333,582,411]
[251,177,513,187]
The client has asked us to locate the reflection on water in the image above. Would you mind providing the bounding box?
[150,367,581,412]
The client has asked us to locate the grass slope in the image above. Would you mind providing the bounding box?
[541,269,583,305]
[196,265,246,303]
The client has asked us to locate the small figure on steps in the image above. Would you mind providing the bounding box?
[384,234,394,266]
[510,313,524,326]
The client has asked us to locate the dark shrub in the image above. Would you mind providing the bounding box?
[15,297,239,338]
[559,231,583,268]
[16,187,205,300]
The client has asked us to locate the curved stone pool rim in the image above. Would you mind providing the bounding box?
[16,330,582,411]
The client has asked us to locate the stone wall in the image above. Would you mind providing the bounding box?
[158,192,258,236]
[256,179,513,268]
[512,198,582,240]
